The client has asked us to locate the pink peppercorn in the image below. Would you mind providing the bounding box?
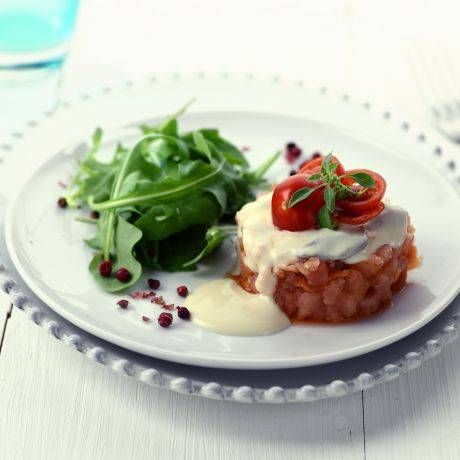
[158,312,173,328]
[148,278,160,290]
[176,285,188,297]
[57,197,68,208]
[115,267,131,283]
[117,299,129,309]
[99,260,112,277]
[284,142,302,164]
[177,306,190,320]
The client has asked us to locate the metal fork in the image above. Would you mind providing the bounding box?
[409,43,460,144]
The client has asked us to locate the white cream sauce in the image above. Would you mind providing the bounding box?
[186,192,408,336]
[185,278,291,336]
[236,192,408,295]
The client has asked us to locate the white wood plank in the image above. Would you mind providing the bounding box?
[0,294,11,353]
[0,309,364,460]
[364,342,460,460]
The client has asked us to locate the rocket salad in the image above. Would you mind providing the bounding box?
[65,105,279,292]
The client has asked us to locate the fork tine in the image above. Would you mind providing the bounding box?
[443,103,454,120]
[409,42,460,125]
[431,106,441,119]
[407,44,436,109]
[436,47,460,103]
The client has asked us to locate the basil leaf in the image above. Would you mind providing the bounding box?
[324,186,335,212]
[308,173,321,181]
[321,153,333,176]
[288,186,319,208]
[349,172,376,188]
[317,205,334,229]
[328,161,338,174]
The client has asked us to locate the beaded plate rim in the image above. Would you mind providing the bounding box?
[0,72,459,403]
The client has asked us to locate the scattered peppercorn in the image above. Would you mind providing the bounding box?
[57,197,68,208]
[158,312,173,328]
[115,267,131,283]
[151,294,165,306]
[176,285,188,297]
[142,315,150,322]
[90,210,100,219]
[284,142,302,164]
[148,278,160,290]
[177,306,191,320]
[289,169,297,176]
[312,151,322,159]
[99,260,112,277]
[117,299,129,309]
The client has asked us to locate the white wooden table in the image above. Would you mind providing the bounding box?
[1,1,459,458]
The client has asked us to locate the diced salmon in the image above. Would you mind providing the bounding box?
[234,226,417,323]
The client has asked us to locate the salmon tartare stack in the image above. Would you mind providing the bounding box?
[234,154,419,323]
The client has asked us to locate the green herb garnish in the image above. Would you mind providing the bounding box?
[287,153,376,229]
[66,103,279,291]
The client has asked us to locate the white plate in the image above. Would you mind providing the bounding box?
[4,74,460,369]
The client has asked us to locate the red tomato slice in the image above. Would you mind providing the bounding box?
[335,202,385,225]
[299,155,346,177]
[271,175,324,231]
[336,169,386,214]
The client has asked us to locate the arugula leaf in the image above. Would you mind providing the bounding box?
[192,131,213,161]
[156,225,209,271]
[317,205,334,229]
[66,127,113,206]
[69,103,278,292]
[184,129,249,167]
[288,185,321,208]
[89,216,142,291]
[140,98,195,136]
[92,127,103,149]
[348,172,376,188]
[249,150,281,182]
[99,135,144,260]
[183,226,225,268]
[89,159,226,211]
[134,193,221,241]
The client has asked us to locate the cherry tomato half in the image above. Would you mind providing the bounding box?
[335,202,385,225]
[271,175,324,231]
[299,155,346,177]
[336,169,386,214]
